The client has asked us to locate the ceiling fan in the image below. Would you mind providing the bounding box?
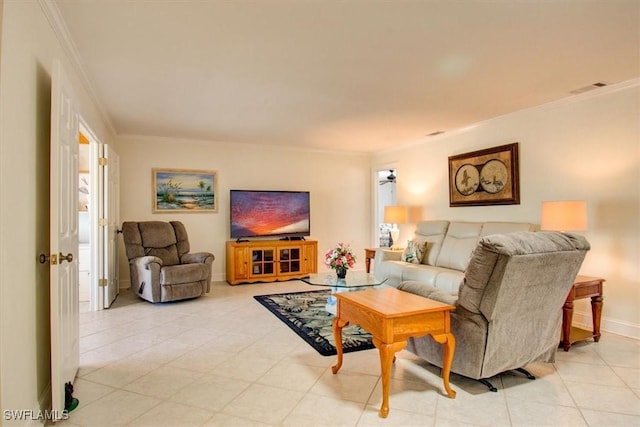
[379,170,396,185]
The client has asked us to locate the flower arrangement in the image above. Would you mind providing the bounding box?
[325,243,356,278]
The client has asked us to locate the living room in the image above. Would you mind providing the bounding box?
[0,0,638,425]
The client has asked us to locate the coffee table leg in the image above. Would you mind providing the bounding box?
[331,318,349,374]
[373,338,406,418]
[433,333,457,398]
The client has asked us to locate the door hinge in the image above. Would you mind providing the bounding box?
[98,218,107,226]
[98,157,107,166]
[98,278,107,287]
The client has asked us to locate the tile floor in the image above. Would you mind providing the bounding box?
[61,280,640,426]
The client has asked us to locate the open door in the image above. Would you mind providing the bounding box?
[101,144,120,308]
[49,60,80,418]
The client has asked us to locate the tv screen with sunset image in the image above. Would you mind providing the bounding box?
[230,190,311,239]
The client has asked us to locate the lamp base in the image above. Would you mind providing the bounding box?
[389,227,400,250]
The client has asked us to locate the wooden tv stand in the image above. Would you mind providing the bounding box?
[225,239,317,285]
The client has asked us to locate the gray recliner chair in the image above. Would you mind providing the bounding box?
[122,221,214,303]
[397,231,590,391]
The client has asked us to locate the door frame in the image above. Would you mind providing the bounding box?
[79,120,103,311]
[371,163,398,248]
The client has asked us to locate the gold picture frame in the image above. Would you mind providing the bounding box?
[152,168,218,213]
[448,143,520,207]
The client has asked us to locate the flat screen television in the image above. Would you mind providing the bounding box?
[230,190,311,239]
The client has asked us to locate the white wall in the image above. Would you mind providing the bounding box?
[0,0,113,419]
[115,136,372,284]
[372,82,640,338]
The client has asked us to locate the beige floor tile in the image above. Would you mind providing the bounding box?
[555,360,628,387]
[170,373,251,412]
[257,360,327,392]
[209,353,280,382]
[309,369,379,404]
[282,393,365,426]
[201,412,272,426]
[612,365,640,389]
[565,381,640,415]
[358,404,436,426]
[122,366,203,399]
[166,346,231,373]
[222,383,305,424]
[128,401,213,426]
[435,387,511,426]
[502,371,575,407]
[581,408,640,426]
[82,359,162,388]
[65,390,160,426]
[506,398,587,426]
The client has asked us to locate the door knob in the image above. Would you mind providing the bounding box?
[39,253,58,265]
[59,252,74,263]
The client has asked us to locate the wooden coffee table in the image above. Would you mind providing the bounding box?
[332,287,456,418]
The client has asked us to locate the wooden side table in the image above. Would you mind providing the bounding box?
[332,288,456,418]
[561,275,605,351]
[364,248,376,273]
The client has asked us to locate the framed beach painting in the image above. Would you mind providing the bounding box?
[448,143,520,207]
[152,168,218,213]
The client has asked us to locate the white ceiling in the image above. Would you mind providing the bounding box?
[54,0,640,153]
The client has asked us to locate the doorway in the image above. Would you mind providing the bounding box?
[376,168,397,248]
[77,122,120,311]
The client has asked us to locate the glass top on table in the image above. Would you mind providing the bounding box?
[301,272,387,289]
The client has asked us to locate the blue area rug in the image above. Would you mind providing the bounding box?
[254,290,375,356]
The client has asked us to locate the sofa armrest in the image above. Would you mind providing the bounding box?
[182,252,215,265]
[130,256,162,302]
[131,255,163,270]
[397,280,458,306]
[375,248,402,262]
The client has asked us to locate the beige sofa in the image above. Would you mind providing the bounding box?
[373,221,535,291]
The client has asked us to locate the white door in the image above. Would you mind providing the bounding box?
[50,60,80,417]
[102,144,120,308]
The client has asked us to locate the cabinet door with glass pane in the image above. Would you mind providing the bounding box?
[249,247,276,279]
[278,246,302,275]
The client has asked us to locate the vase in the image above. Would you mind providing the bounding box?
[336,266,347,279]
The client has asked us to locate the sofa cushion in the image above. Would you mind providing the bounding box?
[146,246,180,266]
[414,220,449,265]
[435,222,483,271]
[139,222,180,266]
[401,240,427,264]
[401,264,439,286]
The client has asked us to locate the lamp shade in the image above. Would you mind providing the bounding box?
[540,200,588,231]
[383,206,407,224]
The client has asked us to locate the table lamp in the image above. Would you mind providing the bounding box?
[384,205,407,249]
[540,200,588,232]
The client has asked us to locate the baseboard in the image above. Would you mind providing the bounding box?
[573,309,640,340]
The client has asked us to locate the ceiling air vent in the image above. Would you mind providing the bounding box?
[570,82,608,95]
[427,131,445,137]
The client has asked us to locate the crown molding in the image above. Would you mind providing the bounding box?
[38,0,117,137]
[117,133,370,157]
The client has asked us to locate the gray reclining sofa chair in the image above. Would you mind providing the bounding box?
[397,231,590,391]
[122,221,214,303]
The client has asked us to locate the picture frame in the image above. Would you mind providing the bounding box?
[448,143,520,207]
[152,168,218,213]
